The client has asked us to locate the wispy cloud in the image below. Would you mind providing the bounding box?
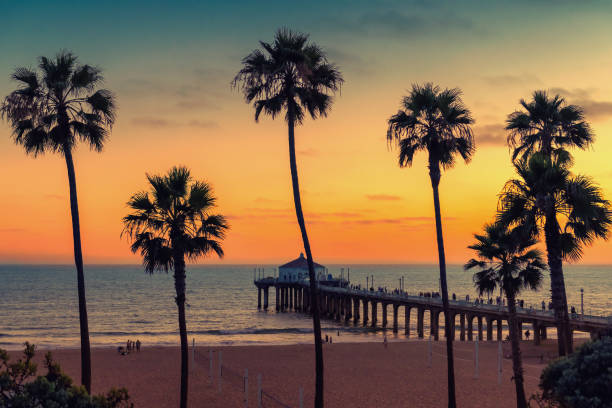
[549,87,612,121]
[226,207,454,227]
[323,7,480,39]
[44,194,64,200]
[474,124,507,146]
[482,74,541,87]
[326,47,375,75]
[365,194,402,201]
[297,148,319,157]
[0,228,25,233]
[131,117,218,129]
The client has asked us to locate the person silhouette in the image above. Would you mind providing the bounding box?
[525,330,530,340]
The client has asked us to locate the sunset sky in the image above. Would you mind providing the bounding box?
[2,1,612,264]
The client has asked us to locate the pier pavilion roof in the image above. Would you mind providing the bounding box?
[279,253,325,270]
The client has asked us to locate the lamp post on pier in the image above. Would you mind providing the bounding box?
[580,288,584,315]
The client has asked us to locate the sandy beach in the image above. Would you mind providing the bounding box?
[8,339,561,407]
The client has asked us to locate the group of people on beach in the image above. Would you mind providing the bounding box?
[117,339,141,355]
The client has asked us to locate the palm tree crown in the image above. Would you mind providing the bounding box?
[506,90,592,162]
[1,50,115,156]
[387,83,475,175]
[466,221,546,408]
[466,222,546,298]
[232,28,343,124]
[498,151,611,261]
[122,166,228,272]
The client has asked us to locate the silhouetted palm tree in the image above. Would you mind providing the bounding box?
[386,83,474,408]
[498,151,611,356]
[1,51,115,392]
[466,222,546,408]
[506,91,594,355]
[507,90,593,162]
[122,166,228,408]
[233,28,343,408]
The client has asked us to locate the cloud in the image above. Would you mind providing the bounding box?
[131,117,171,127]
[226,208,455,227]
[362,10,474,36]
[326,9,478,37]
[365,194,402,201]
[297,148,319,157]
[0,228,25,233]
[474,124,507,146]
[253,197,283,204]
[131,117,218,129]
[482,74,541,87]
[44,194,64,200]
[119,68,227,112]
[326,47,375,75]
[352,216,445,225]
[549,87,612,120]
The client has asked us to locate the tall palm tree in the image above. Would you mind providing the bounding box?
[1,51,115,392]
[122,166,228,408]
[498,151,611,356]
[506,90,594,354]
[465,222,546,408]
[386,83,475,408]
[507,90,593,162]
[233,28,343,408]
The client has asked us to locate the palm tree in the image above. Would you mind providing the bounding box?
[386,83,475,408]
[233,28,343,408]
[465,222,546,408]
[122,166,228,408]
[1,51,115,392]
[498,151,611,356]
[506,90,594,355]
[507,90,593,162]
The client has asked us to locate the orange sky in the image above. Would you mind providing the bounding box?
[2,2,612,264]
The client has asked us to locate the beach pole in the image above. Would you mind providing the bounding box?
[209,350,213,383]
[192,338,195,364]
[428,335,432,367]
[257,374,262,408]
[474,339,479,379]
[299,386,304,408]
[497,341,502,384]
[244,368,249,407]
[218,351,223,394]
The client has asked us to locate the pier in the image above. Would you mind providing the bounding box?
[254,278,612,344]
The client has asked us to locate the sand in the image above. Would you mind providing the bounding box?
[8,339,559,407]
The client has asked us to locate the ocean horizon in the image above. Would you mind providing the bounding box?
[1,264,610,350]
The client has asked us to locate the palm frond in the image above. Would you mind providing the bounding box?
[123,167,228,274]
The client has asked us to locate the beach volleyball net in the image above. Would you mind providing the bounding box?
[194,348,293,407]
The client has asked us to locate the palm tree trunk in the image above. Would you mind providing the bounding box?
[63,148,91,393]
[288,104,324,408]
[173,252,189,408]
[506,291,527,408]
[429,163,456,408]
[543,210,571,356]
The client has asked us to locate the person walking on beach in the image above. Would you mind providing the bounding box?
[136,340,141,352]
[525,330,530,340]
[383,334,388,349]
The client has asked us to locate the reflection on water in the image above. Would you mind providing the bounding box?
[0,264,610,349]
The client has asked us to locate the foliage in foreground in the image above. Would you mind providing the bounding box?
[0,343,132,408]
[533,337,612,408]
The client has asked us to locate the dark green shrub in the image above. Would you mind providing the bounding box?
[0,343,132,408]
[539,337,612,408]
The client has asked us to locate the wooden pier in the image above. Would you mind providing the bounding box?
[254,278,612,344]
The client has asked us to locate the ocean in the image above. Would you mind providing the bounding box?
[1,264,610,350]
